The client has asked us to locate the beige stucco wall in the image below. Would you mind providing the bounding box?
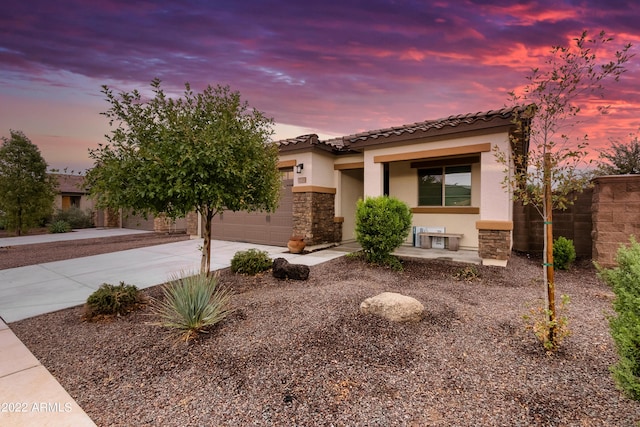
[53,194,95,212]
[279,151,336,189]
[388,160,481,248]
[361,132,512,249]
[279,129,514,251]
[338,169,364,241]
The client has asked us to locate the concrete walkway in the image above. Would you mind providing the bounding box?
[0,229,348,426]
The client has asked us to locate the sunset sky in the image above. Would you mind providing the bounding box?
[1,0,639,172]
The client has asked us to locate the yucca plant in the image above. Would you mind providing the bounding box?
[49,220,71,233]
[152,272,234,342]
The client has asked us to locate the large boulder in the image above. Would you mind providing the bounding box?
[360,292,424,322]
[272,257,310,281]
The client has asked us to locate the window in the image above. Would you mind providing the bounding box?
[61,195,81,210]
[280,169,294,180]
[418,165,471,206]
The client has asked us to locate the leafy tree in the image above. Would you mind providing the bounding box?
[86,79,281,273]
[596,132,640,175]
[0,130,57,235]
[496,31,632,350]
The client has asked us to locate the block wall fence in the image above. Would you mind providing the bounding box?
[513,175,640,267]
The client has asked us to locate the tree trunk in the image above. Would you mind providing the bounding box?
[200,207,214,275]
[544,153,557,347]
[17,203,23,236]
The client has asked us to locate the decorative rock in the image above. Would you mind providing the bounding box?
[272,257,310,281]
[360,292,424,322]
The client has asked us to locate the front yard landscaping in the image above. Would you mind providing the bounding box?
[11,253,640,426]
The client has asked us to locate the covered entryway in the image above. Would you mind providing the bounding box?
[339,168,364,241]
[211,174,294,246]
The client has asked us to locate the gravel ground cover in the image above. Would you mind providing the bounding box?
[0,232,190,269]
[9,247,640,426]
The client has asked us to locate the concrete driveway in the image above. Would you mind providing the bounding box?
[0,229,347,323]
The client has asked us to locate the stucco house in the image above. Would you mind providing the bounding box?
[210,106,531,267]
[51,174,95,212]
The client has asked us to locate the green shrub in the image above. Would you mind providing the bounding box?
[355,196,412,270]
[51,206,94,229]
[230,248,272,275]
[553,236,576,270]
[152,272,234,342]
[85,282,144,320]
[49,220,71,233]
[597,237,640,400]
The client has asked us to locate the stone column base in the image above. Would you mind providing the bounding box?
[476,220,513,267]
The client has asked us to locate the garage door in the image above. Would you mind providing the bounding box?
[211,176,293,246]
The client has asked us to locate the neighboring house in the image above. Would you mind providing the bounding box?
[212,106,531,266]
[51,174,95,212]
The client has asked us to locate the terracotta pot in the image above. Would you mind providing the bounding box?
[287,237,306,254]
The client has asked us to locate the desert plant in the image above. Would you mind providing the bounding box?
[49,220,71,234]
[153,272,234,341]
[355,196,412,270]
[85,282,144,320]
[230,248,272,275]
[553,236,576,270]
[453,265,481,282]
[597,237,640,400]
[523,294,571,351]
[51,206,94,229]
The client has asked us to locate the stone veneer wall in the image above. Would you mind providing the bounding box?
[186,211,198,236]
[104,208,120,228]
[153,214,171,233]
[592,175,640,268]
[292,191,342,245]
[477,229,511,262]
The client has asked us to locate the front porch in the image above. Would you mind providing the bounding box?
[313,240,482,265]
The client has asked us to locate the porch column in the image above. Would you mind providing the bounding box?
[292,186,341,245]
[364,152,384,197]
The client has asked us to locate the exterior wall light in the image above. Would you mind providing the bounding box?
[295,163,304,174]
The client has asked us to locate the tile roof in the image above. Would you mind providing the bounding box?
[343,106,527,143]
[51,174,88,193]
[275,105,530,153]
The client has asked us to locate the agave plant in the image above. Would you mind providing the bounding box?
[153,271,234,341]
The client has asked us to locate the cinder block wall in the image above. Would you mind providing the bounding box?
[592,175,640,267]
[512,188,593,258]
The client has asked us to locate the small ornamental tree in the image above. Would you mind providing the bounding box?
[355,196,412,269]
[0,130,57,235]
[495,31,632,350]
[86,79,281,274]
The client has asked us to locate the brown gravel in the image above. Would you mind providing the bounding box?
[9,246,640,426]
[0,231,190,269]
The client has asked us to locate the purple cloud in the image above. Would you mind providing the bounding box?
[1,0,638,169]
